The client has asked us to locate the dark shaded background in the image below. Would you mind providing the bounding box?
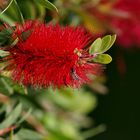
[92,47,140,140]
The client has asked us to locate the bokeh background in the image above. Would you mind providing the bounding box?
[92,48,140,140]
[0,0,140,140]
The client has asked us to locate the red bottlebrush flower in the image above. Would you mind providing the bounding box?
[85,0,140,48]
[111,19,140,47]
[113,0,140,17]
[5,20,101,88]
[111,0,140,47]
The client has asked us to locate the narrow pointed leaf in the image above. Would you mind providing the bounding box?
[0,0,14,14]
[0,28,13,46]
[0,14,15,26]
[0,103,22,129]
[1,0,24,23]
[93,54,112,64]
[16,108,32,125]
[17,129,43,140]
[12,0,24,23]
[0,50,9,57]
[35,0,58,13]
[18,0,36,20]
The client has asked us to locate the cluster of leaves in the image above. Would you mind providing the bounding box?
[0,76,105,140]
[90,34,116,64]
[0,0,58,25]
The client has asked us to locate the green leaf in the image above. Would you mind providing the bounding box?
[0,28,13,46]
[0,0,14,14]
[2,0,24,23]
[0,50,9,57]
[46,87,97,114]
[35,0,58,13]
[0,78,13,95]
[0,103,22,129]
[16,108,32,125]
[89,35,116,54]
[18,0,36,20]
[34,1,46,19]
[17,129,43,140]
[0,14,15,26]
[10,130,14,140]
[89,38,102,54]
[93,54,112,64]
[100,35,112,53]
[82,124,106,139]
[109,34,117,49]
[12,0,24,23]
[100,34,116,54]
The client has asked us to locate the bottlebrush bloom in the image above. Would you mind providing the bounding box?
[5,20,102,88]
[85,0,140,48]
[113,0,140,16]
[111,18,140,47]
[111,0,140,47]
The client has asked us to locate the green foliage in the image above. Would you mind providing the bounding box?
[16,129,43,140]
[0,75,103,140]
[34,0,58,13]
[0,103,22,129]
[0,28,13,46]
[0,0,56,24]
[18,0,36,20]
[17,0,46,20]
[0,0,14,14]
[93,54,112,64]
[89,34,116,64]
[0,76,24,95]
[0,101,43,140]
[45,88,97,113]
[89,35,116,54]
[89,38,102,54]
[1,0,24,23]
[0,14,15,26]
[12,0,24,23]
